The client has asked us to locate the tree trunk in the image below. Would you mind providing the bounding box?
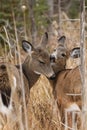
[47,0,54,37]
[28,0,37,45]
[80,0,87,130]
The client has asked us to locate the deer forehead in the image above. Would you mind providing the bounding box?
[57,46,67,53]
[32,48,50,61]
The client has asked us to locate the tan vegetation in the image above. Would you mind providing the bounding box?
[0,1,87,128]
[0,32,61,130]
[28,75,61,130]
[0,66,61,130]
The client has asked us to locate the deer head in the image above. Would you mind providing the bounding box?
[50,36,80,74]
[22,33,55,88]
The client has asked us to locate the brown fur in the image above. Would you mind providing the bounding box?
[50,36,81,129]
[0,64,11,107]
[22,34,55,89]
[55,67,82,130]
[0,62,29,130]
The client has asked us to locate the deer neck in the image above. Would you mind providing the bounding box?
[52,64,65,74]
[22,57,40,89]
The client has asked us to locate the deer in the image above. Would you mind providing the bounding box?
[2,32,55,106]
[0,62,26,130]
[0,32,56,106]
[0,32,55,129]
[20,32,55,89]
[50,36,82,130]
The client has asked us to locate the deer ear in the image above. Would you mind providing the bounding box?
[41,32,48,48]
[22,40,33,53]
[70,47,80,58]
[58,36,66,46]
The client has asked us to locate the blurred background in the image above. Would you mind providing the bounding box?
[0,0,87,67]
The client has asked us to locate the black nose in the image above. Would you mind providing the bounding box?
[1,64,6,70]
[50,55,55,62]
[50,74,56,80]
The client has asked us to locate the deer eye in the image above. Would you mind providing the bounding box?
[61,53,66,57]
[54,49,56,51]
[39,60,45,64]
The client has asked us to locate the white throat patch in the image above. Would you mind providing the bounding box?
[34,71,41,75]
[51,50,57,59]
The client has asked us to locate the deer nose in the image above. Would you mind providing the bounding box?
[1,64,6,70]
[50,55,55,63]
[50,73,56,80]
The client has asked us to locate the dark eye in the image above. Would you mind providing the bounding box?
[1,65,6,70]
[54,49,56,51]
[39,60,45,64]
[61,53,66,57]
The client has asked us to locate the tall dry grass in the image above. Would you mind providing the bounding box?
[27,75,61,130]
[0,10,86,130]
[0,10,61,130]
[0,63,61,130]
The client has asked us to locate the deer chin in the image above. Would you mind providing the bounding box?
[34,71,41,75]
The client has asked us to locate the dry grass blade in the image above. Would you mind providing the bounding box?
[12,10,29,130]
